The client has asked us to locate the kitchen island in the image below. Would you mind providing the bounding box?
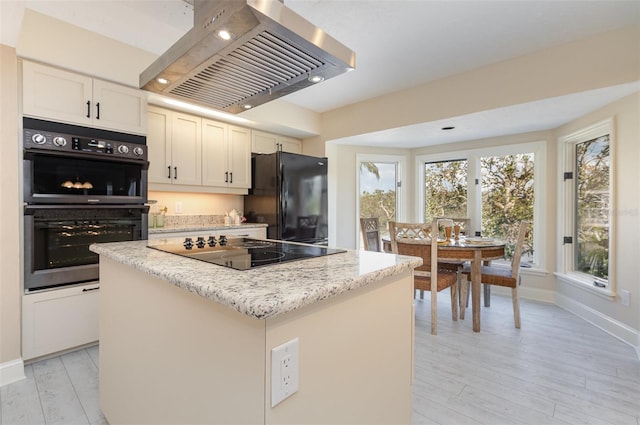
[90,239,421,425]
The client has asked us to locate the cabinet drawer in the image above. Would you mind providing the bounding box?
[22,283,100,360]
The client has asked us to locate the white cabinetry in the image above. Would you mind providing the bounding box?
[278,136,303,154]
[148,226,267,240]
[147,106,251,194]
[251,130,301,154]
[147,106,202,186]
[22,61,147,135]
[22,282,100,360]
[202,120,251,189]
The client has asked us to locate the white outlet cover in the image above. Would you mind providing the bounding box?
[620,289,630,306]
[271,337,299,407]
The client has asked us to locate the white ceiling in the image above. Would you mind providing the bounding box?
[6,0,640,147]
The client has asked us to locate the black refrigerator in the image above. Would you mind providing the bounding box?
[244,152,328,245]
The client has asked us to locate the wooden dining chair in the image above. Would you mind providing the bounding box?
[461,220,529,328]
[359,217,381,252]
[388,220,459,335]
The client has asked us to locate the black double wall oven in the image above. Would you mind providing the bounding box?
[23,118,149,292]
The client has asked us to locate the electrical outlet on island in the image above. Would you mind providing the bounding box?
[271,337,299,407]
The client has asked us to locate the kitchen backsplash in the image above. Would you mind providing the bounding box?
[148,191,244,215]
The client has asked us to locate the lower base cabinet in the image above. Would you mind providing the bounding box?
[22,282,100,361]
[148,226,267,240]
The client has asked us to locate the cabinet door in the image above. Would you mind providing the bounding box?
[202,119,229,187]
[93,80,147,134]
[224,227,267,238]
[22,61,93,126]
[279,137,302,154]
[171,112,202,186]
[22,282,100,360]
[147,106,172,184]
[251,130,278,154]
[228,125,251,189]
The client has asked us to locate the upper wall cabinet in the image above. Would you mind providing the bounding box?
[202,120,251,190]
[251,130,301,154]
[147,106,251,195]
[147,106,202,186]
[22,61,147,135]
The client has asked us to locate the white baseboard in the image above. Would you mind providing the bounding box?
[0,358,26,387]
[555,292,640,359]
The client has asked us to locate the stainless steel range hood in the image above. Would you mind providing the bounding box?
[140,0,355,114]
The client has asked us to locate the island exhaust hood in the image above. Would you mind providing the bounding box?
[140,0,355,114]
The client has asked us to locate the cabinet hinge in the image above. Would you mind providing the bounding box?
[396,181,402,188]
[563,172,573,181]
[563,236,573,244]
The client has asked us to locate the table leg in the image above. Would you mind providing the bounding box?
[472,250,482,332]
[483,260,491,307]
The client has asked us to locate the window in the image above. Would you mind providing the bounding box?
[558,119,614,294]
[481,153,535,262]
[356,155,406,246]
[423,159,468,222]
[417,142,545,268]
[576,135,610,280]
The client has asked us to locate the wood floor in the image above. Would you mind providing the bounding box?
[1,295,638,425]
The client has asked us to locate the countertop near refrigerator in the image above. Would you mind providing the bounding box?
[92,240,418,424]
[90,240,421,319]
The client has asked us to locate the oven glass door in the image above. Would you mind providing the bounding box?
[24,152,147,204]
[24,206,147,291]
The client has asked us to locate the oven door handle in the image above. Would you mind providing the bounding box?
[24,204,150,214]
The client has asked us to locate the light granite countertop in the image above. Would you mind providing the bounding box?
[148,223,267,235]
[90,239,422,320]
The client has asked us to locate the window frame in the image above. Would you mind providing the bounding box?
[355,153,407,249]
[416,141,546,269]
[557,118,616,298]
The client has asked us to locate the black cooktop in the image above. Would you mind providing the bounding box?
[147,237,346,271]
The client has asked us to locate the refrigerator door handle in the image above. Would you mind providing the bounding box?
[280,170,287,234]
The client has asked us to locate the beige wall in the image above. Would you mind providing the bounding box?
[17,9,156,88]
[0,45,22,365]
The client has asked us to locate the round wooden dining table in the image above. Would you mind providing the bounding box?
[383,237,505,332]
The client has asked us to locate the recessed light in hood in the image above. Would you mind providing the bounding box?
[140,0,356,114]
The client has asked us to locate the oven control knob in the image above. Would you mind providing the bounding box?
[196,237,206,249]
[219,235,227,246]
[183,237,194,249]
[32,133,47,144]
[53,136,67,147]
[133,147,144,156]
[207,236,217,247]
[117,145,129,154]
